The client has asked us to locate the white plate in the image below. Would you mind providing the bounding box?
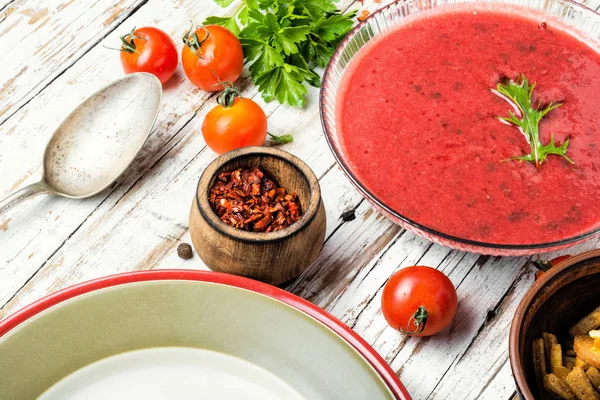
[38,347,305,400]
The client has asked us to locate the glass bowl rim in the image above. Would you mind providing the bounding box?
[319,0,600,251]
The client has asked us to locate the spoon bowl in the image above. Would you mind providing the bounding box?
[0,73,162,213]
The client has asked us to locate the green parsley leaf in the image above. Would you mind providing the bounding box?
[313,14,354,42]
[275,66,308,107]
[240,38,263,61]
[295,0,337,19]
[204,15,240,35]
[238,5,249,24]
[255,64,308,108]
[242,39,284,78]
[254,67,280,103]
[290,52,320,87]
[256,0,278,8]
[273,26,311,55]
[246,8,266,24]
[302,40,333,68]
[207,0,356,107]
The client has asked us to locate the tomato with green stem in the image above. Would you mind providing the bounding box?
[202,85,267,154]
[381,266,457,337]
[118,27,178,84]
[202,85,293,154]
[182,24,244,91]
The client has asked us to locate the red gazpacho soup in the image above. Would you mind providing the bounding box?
[337,6,600,244]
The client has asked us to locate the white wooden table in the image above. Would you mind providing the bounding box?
[2,0,600,398]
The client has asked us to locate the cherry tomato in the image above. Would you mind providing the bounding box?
[202,86,267,154]
[119,27,178,84]
[381,266,457,337]
[534,254,572,280]
[182,24,244,91]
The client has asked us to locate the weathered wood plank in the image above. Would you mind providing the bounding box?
[0,0,18,11]
[424,238,600,399]
[325,242,600,400]
[0,0,248,307]
[0,143,362,319]
[0,0,151,126]
[425,263,534,399]
[288,202,403,305]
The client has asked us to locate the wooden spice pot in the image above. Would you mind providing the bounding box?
[189,147,326,285]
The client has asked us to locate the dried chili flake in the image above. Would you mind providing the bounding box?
[209,167,302,232]
[358,10,370,21]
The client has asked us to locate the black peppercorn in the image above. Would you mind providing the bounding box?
[177,243,193,259]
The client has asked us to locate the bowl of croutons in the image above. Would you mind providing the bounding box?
[510,249,600,400]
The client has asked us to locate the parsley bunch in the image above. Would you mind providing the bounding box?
[205,0,356,107]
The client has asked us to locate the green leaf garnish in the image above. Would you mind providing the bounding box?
[268,132,294,144]
[204,0,356,107]
[204,15,241,35]
[494,75,574,168]
[254,64,308,107]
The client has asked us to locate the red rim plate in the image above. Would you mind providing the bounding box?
[0,269,411,400]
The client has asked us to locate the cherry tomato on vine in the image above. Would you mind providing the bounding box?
[533,254,572,280]
[381,266,457,337]
[182,24,244,91]
[202,85,267,154]
[118,27,178,84]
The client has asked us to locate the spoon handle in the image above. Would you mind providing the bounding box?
[0,181,51,215]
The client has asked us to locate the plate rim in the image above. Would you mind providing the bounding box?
[0,269,411,400]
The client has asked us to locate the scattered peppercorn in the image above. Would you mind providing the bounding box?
[209,167,302,232]
[177,243,193,259]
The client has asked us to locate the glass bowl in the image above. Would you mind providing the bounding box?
[320,0,600,256]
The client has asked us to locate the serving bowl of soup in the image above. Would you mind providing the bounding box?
[321,0,600,255]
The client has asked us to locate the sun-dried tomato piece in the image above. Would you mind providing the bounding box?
[209,167,302,232]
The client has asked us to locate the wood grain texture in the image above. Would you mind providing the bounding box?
[0,0,242,307]
[0,0,149,126]
[2,0,600,399]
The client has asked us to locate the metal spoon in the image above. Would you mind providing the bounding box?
[0,73,162,215]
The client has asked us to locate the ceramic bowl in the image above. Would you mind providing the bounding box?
[0,270,410,400]
[189,146,326,285]
[509,249,600,399]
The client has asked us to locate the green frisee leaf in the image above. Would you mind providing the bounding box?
[495,76,573,168]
